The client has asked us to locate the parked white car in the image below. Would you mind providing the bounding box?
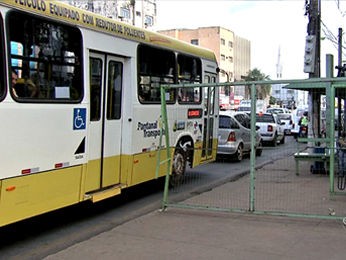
[277,113,293,135]
[255,113,285,146]
[267,107,290,114]
[238,99,266,114]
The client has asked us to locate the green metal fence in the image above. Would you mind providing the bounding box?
[159,78,346,221]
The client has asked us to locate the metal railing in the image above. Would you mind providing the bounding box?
[158,77,346,221]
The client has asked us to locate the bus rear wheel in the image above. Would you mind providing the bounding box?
[170,148,186,187]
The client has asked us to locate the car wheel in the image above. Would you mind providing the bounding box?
[233,144,243,162]
[280,135,285,144]
[170,147,186,187]
[271,133,278,147]
[256,140,263,156]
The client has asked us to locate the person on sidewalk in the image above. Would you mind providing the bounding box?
[298,111,309,139]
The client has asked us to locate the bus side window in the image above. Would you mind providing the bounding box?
[90,58,102,121]
[137,44,175,104]
[177,55,202,104]
[8,11,83,102]
[107,61,122,120]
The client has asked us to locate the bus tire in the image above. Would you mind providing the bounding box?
[170,147,186,187]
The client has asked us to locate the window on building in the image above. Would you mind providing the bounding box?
[228,56,233,63]
[221,38,225,45]
[136,11,141,16]
[145,16,153,26]
[228,41,233,48]
[120,8,130,19]
[94,6,101,13]
[191,39,199,45]
[221,54,225,61]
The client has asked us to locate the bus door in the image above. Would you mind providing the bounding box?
[201,73,217,160]
[87,52,123,191]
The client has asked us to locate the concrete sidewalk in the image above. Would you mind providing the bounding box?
[44,208,346,260]
[45,155,346,260]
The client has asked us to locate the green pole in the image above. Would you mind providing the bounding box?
[249,83,256,212]
[329,83,335,193]
[160,85,171,210]
[155,116,163,179]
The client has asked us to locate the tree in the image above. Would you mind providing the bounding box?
[269,96,276,105]
[242,68,271,100]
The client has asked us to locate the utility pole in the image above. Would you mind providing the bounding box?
[304,0,321,78]
[336,28,345,77]
[335,28,345,136]
[304,0,321,138]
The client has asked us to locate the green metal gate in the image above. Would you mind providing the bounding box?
[159,78,346,221]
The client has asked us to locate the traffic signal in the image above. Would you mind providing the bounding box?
[303,35,316,73]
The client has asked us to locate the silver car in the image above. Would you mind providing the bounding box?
[217,111,263,161]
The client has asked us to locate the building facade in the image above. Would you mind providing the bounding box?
[62,0,157,28]
[233,35,250,82]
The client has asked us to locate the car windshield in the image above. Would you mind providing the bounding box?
[267,108,284,114]
[278,114,291,120]
[238,106,251,111]
[256,114,274,123]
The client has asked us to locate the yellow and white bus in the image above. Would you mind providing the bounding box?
[0,0,219,227]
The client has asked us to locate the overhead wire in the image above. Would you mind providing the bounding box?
[320,1,346,61]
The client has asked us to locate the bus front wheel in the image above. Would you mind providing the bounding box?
[170,148,186,187]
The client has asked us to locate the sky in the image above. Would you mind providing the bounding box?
[155,0,346,80]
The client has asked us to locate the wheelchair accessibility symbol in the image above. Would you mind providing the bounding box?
[73,108,86,130]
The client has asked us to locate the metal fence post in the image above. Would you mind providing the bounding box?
[160,85,171,210]
[249,83,256,212]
